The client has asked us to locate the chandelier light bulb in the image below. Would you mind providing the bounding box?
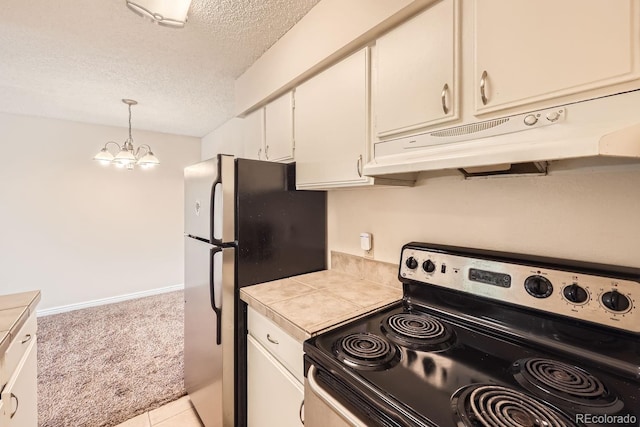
[137,150,160,169]
[93,147,115,164]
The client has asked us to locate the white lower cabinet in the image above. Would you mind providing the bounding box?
[1,310,38,427]
[1,341,37,427]
[247,308,304,427]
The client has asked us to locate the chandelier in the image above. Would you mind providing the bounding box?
[126,0,193,28]
[93,99,160,170]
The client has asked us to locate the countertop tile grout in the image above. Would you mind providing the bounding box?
[241,266,402,341]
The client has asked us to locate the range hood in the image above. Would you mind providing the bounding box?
[364,89,640,177]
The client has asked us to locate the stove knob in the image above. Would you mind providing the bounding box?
[546,111,561,122]
[601,290,630,312]
[405,257,418,270]
[422,260,436,273]
[524,114,538,126]
[524,275,553,298]
[563,284,588,304]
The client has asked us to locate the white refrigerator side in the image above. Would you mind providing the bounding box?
[184,237,222,427]
[184,158,218,240]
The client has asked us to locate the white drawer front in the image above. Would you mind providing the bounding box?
[3,313,36,382]
[247,307,304,383]
[247,335,303,427]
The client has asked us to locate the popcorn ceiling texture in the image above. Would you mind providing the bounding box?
[0,0,320,137]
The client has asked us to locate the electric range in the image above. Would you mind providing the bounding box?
[304,242,640,427]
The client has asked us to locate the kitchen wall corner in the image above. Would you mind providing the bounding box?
[201,118,245,160]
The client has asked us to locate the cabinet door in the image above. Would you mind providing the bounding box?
[264,92,294,162]
[295,48,370,188]
[242,108,265,160]
[2,340,37,427]
[375,0,458,137]
[247,336,304,427]
[474,0,640,113]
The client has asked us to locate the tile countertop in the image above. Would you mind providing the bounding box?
[240,269,403,342]
[0,290,41,357]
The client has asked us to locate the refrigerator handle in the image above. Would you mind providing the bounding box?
[211,182,223,243]
[210,248,223,345]
[211,154,235,245]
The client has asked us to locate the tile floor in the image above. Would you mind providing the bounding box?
[115,396,203,427]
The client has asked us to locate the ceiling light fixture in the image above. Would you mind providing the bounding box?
[126,0,192,28]
[93,99,159,171]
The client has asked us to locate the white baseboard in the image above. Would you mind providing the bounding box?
[37,284,184,317]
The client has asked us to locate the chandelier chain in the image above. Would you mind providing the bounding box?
[128,103,133,141]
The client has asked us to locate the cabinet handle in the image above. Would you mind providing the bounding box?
[21,333,32,344]
[441,83,450,114]
[356,155,363,178]
[266,333,279,344]
[257,148,262,159]
[299,400,305,425]
[10,393,19,419]
[480,70,489,105]
[265,145,270,160]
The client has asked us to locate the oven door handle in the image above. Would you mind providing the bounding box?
[307,365,369,427]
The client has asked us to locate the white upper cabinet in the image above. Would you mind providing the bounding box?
[294,48,371,188]
[242,108,265,160]
[473,0,640,114]
[241,92,294,162]
[264,91,295,162]
[374,0,459,138]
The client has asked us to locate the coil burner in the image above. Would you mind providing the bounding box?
[512,358,623,412]
[333,333,399,370]
[381,312,455,350]
[452,384,577,427]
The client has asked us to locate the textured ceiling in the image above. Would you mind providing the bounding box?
[0,0,320,137]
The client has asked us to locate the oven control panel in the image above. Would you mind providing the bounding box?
[400,247,640,334]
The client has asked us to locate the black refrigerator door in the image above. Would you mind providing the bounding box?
[233,159,327,427]
[234,159,327,288]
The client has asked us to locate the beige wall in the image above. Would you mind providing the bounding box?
[328,161,640,268]
[0,112,200,310]
[201,118,244,160]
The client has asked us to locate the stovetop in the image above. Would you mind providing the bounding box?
[304,300,639,427]
[303,243,640,427]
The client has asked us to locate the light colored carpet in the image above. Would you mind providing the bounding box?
[37,291,186,427]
